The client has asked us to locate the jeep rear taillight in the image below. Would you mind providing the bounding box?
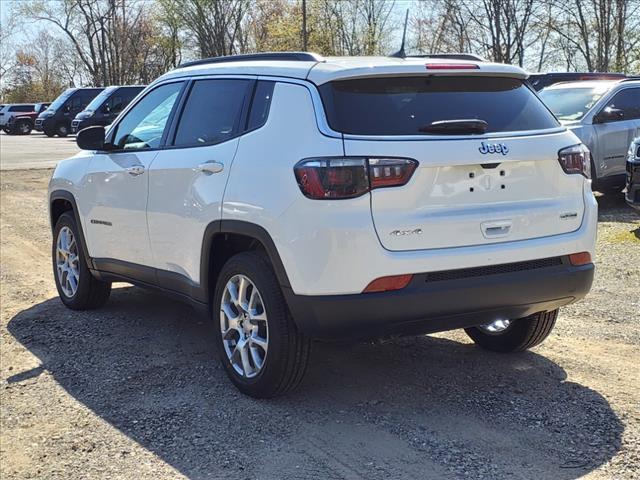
[294,157,418,200]
[558,144,591,178]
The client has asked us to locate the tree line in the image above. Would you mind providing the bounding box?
[1,0,639,103]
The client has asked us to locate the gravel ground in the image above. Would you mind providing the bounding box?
[1,169,639,480]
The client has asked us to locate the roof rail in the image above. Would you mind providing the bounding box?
[620,76,640,82]
[408,53,486,62]
[178,52,324,69]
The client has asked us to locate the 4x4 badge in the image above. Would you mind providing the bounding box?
[479,142,509,155]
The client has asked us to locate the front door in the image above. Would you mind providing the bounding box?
[82,81,185,268]
[147,77,255,285]
[593,87,640,178]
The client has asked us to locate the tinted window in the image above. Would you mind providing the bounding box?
[603,88,640,121]
[173,79,251,147]
[9,105,33,112]
[319,76,559,135]
[247,81,275,130]
[113,82,183,150]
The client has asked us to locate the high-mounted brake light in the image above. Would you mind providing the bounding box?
[558,144,591,178]
[294,157,418,200]
[425,63,479,70]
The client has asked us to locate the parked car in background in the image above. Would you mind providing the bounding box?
[71,85,145,134]
[3,103,51,135]
[35,87,104,137]
[626,137,640,210]
[0,103,36,130]
[528,72,627,91]
[539,79,640,192]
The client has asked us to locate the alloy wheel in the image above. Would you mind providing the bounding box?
[220,274,269,378]
[56,226,80,297]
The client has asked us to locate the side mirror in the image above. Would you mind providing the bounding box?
[594,106,624,124]
[77,126,107,150]
[102,104,111,114]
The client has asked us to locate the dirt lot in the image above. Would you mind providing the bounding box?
[1,168,639,480]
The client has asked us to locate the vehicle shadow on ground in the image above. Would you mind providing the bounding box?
[596,191,640,221]
[8,288,622,479]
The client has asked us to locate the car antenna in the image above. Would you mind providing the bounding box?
[390,9,410,59]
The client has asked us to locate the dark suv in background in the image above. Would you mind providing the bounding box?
[35,87,104,137]
[71,85,144,134]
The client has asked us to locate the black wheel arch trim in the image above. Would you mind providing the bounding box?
[49,190,94,270]
[200,219,292,304]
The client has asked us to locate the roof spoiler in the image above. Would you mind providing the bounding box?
[178,52,324,69]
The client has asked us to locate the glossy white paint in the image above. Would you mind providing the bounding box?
[82,150,158,265]
[148,138,240,281]
[347,131,585,251]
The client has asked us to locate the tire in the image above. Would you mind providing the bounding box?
[464,309,558,353]
[14,119,32,135]
[55,122,69,137]
[213,251,311,398]
[52,212,111,310]
[45,130,55,137]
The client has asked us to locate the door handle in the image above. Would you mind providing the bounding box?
[126,165,145,176]
[196,161,224,175]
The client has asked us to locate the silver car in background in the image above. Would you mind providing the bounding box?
[539,79,640,193]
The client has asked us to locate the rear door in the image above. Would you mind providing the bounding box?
[147,77,256,284]
[593,87,640,178]
[322,75,584,251]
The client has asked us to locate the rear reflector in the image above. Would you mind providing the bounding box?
[363,274,413,293]
[425,63,479,70]
[569,252,592,266]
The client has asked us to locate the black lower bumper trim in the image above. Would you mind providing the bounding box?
[284,260,594,339]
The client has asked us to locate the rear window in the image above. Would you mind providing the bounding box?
[319,76,559,135]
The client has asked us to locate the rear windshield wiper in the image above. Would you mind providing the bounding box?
[419,119,488,135]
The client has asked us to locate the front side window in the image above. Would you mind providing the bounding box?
[601,88,640,121]
[112,82,183,150]
[173,79,251,147]
[320,76,559,135]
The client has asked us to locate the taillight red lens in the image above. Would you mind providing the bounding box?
[558,144,591,178]
[363,274,413,293]
[294,157,418,200]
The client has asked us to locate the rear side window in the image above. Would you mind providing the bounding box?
[173,79,252,147]
[319,76,559,135]
[247,81,275,131]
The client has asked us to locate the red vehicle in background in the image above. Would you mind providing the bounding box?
[3,103,51,135]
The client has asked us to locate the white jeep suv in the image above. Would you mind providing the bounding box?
[49,53,597,398]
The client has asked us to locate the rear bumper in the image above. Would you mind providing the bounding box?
[285,257,594,339]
